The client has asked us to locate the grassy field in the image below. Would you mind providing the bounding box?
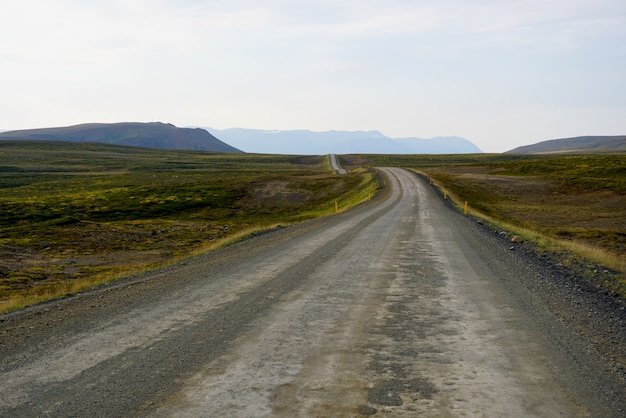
[0,141,380,312]
[3,145,625,311]
[344,153,626,295]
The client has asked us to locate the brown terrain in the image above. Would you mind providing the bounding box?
[421,164,626,270]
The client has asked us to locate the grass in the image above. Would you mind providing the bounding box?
[352,153,626,296]
[0,142,380,313]
[4,145,624,309]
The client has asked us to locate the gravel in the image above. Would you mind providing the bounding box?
[0,167,624,417]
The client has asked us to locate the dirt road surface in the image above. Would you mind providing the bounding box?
[1,168,624,417]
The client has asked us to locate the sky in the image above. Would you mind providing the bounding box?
[1,0,625,152]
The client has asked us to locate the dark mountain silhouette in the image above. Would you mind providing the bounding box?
[506,136,626,154]
[205,128,482,154]
[0,122,241,153]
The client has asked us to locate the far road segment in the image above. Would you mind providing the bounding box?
[329,153,348,174]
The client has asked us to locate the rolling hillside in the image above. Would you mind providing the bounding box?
[507,136,626,154]
[0,122,241,153]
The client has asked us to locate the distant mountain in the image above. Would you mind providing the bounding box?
[393,135,482,154]
[506,136,626,154]
[0,122,242,153]
[205,128,481,154]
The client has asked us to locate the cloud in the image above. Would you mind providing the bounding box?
[1,0,625,152]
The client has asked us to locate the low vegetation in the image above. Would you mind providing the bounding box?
[3,145,624,311]
[345,153,626,296]
[0,142,379,312]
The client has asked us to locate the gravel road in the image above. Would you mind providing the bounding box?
[1,167,624,417]
[329,154,348,174]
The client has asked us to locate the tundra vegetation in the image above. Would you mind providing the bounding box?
[345,153,626,296]
[2,144,624,313]
[0,141,379,312]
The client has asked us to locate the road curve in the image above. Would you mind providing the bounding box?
[1,168,624,417]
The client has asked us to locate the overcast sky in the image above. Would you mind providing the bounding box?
[1,0,625,152]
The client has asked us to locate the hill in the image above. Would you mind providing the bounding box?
[0,122,241,153]
[506,136,626,154]
[206,128,481,155]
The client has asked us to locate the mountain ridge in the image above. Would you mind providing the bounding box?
[0,123,483,154]
[205,128,482,154]
[0,122,241,153]
[506,135,626,154]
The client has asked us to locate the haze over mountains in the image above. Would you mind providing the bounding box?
[205,128,482,154]
[0,123,482,154]
[1,122,622,155]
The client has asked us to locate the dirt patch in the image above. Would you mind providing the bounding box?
[368,378,438,406]
[247,180,314,208]
[339,154,371,170]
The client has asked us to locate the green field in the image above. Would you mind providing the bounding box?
[0,141,379,312]
[2,144,625,312]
